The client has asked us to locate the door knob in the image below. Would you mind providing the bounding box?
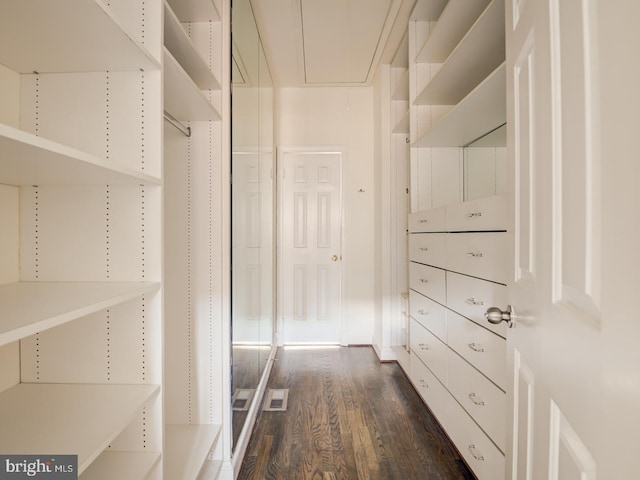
[484,305,514,328]
[331,255,339,262]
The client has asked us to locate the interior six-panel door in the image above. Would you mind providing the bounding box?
[503,0,640,478]
[280,151,342,344]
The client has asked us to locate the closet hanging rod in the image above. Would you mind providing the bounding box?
[163,111,191,137]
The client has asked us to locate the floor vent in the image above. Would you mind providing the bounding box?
[262,389,289,411]
[232,389,255,411]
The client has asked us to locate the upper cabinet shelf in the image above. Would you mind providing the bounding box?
[164,48,221,121]
[414,63,506,147]
[414,0,505,106]
[415,0,492,63]
[0,0,159,73]
[166,0,220,22]
[0,281,160,347]
[164,2,220,90]
[0,124,161,186]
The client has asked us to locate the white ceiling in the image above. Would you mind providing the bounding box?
[250,0,418,87]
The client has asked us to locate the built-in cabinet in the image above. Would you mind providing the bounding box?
[390,1,508,479]
[0,1,230,478]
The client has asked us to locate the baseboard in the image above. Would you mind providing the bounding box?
[372,343,398,362]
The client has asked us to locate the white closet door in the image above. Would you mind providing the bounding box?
[281,151,342,344]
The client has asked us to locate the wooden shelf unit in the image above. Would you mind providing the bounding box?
[0,0,159,73]
[164,424,222,480]
[413,62,506,147]
[166,0,221,22]
[164,48,221,121]
[415,0,492,64]
[80,452,161,480]
[0,124,160,186]
[0,383,160,474]
[164,2,221,90]
[414,0,505,106]
[0,282,159,347]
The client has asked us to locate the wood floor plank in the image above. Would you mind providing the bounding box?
[238,346,476,480]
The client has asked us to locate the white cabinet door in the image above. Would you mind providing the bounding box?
[504,1,640,478]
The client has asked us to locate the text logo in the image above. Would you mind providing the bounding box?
[0,456,77,480]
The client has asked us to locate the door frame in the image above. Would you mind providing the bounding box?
[276,146,347,346]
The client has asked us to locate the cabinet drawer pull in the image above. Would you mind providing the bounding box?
[468,393,486,406]
[466,251,484,258]
[466,212,483,218]
[465,297,484,306]
[419,379,430,388]
[468,444,485,461]
[419,247,429,251]
[468,342,485,353]
[419,219,428,223]
[418,343,430,350]
[419,278,429,283]
[417,309,428,316]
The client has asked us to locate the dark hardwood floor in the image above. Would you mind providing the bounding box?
[237,346,475,480]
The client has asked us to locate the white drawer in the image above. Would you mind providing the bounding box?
[408,207,446,233]
[409,233,446,268]
[410,318,448,382]
[447,349,506,452]
[445,194,508,232]
[446,398,506,480]
[446,232,508,284]
[446,271,508,338]
[410,354,449,421]
[447,311,506,389]
[409,263,446,304]
[409,290,447,342]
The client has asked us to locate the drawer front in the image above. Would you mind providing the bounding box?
[446,194,508,232]
[447,271,508,338]
[408,207,446,233]
[446,232,508,284]
[409,233,446,268]
[447,349,506,451]
[409,290,447,342]
[410,354,450,421]
[446,399,505,480]
[447,311,506,389]
[410,318,448,382]
[409,263,446,304]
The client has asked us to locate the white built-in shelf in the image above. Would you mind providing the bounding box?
[166,0,220,22]
[0,282,160,347]
[393,110,410,135]
[413,63,506,147]
[410,0,448,21]
[197,460,223,480]
[164,48,221,121]
[392,33,409,68]
[392,70,410,101]
[165,424,222,480]
[415,0,491,63]
[0,124,161,186]
[80,452,160,480]
[0,383,160,474]
[0,0,159,73]
[164,2,221,90]
[414,0,505,106]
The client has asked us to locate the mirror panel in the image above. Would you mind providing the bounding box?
[231,0,274,451]
[463,124,507,201]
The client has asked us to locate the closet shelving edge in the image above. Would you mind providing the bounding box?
[414,0,505,106]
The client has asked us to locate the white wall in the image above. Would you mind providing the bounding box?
[278,86,375,344]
